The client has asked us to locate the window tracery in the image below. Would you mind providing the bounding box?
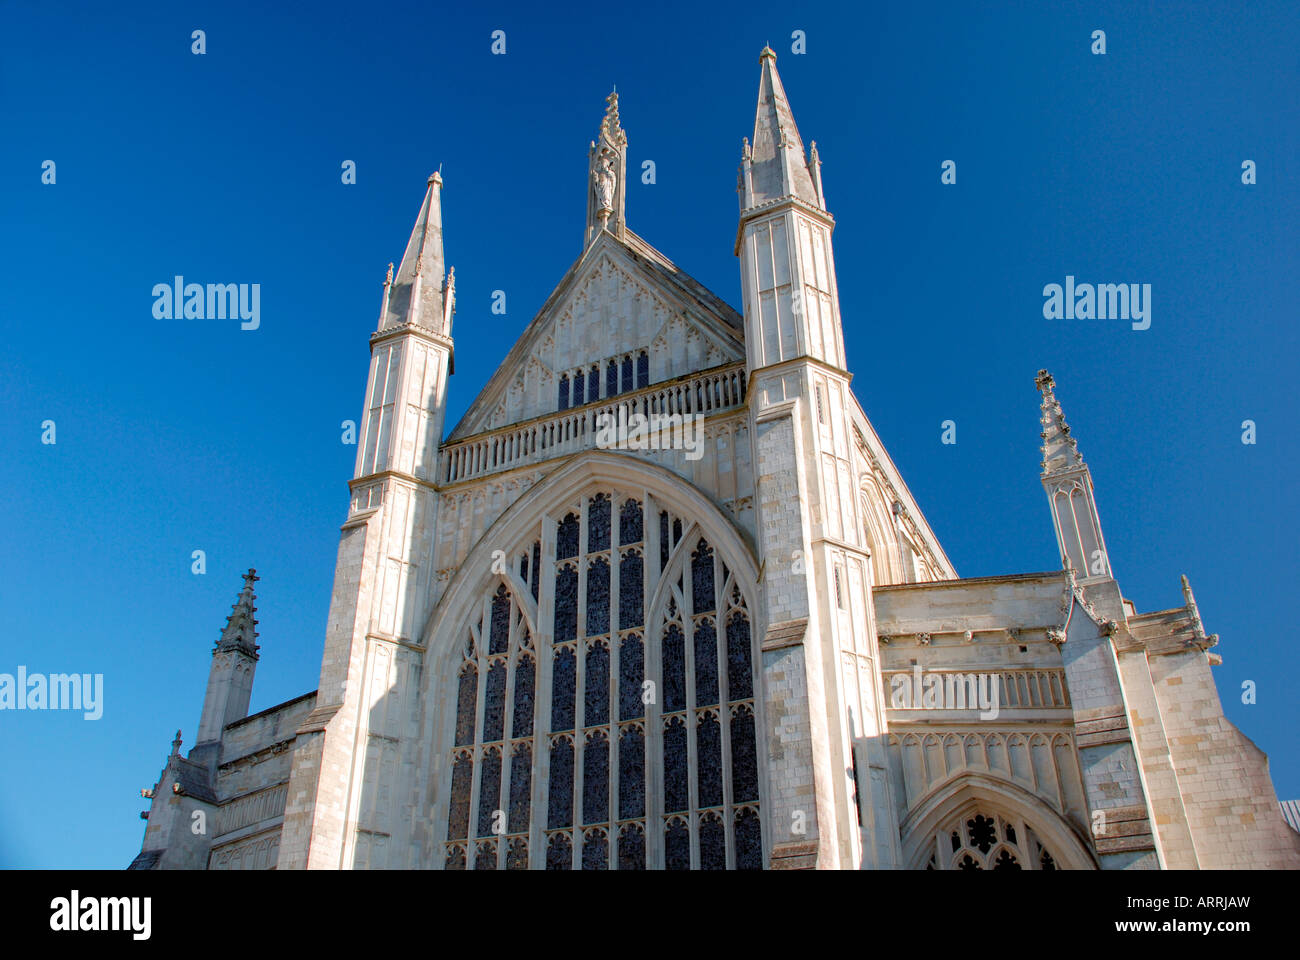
[443,492,761,869]
[923,809,1057,871]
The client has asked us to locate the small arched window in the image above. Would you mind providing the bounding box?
[923,810,1057,871]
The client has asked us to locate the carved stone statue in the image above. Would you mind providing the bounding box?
[594,153,616,217]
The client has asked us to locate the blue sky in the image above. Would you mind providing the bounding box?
[1,0,1296,868]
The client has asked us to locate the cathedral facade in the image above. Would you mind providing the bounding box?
[131,49,1300,871]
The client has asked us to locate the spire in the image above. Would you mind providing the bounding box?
[1036,369,1084,477]
[586,89,628,247]
[382,172,447,332]
[216,569,259,659]
[744,46,819,210]
[1035,371,1111,582]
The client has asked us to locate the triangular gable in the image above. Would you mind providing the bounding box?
[446,230,744,441]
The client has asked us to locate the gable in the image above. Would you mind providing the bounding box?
[446,231,744,440]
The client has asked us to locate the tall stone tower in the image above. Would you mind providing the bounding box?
[278,173,456,869]
[737,47,884,869]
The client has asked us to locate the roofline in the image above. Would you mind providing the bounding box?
[874,570,1064,592]
[224,689,318,731]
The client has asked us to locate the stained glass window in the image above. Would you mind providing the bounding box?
[546,832,571,870]
[552,645,576,731]
[618,551,643,630]
[585,638,610,725]
[663,623,686,713]
[588,493,611,552]
[618,822,646,871]
[619,634,644,721]
[443,497,760,869]
[454,664,477,746]
[477,746,502,837]
[619,724,645,819]
[582,829,609,870]
[548,737,574,829]
[583,730,609,824]
[619,499,643,545]
[587,558,610,637]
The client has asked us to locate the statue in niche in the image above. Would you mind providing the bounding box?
[594,151,616,224]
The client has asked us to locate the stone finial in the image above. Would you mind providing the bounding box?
[216,569,260,659]
[601,89,625,145]
[586,88,629,246]
[1036,369,1084,477]
[171,730,183,756]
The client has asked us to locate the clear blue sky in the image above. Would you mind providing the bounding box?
[1,0,1296,868]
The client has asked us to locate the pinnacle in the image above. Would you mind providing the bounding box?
[1036,369,1084,476]
[217,568,260,658]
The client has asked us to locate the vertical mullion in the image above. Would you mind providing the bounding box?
[466,604,489,870]
[573,498,587,868]
[717,553,735,869]
[609,494,622,869]
[644,492,664,869]
[682,547,699,868]
[533,523,556,869]
[497,598,518,870]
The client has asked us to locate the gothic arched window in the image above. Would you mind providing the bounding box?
[922,810,1057,871]
[443,492,762,869]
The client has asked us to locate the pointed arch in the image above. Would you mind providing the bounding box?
[858,475,901,585]
[900,773,1098,871]
[417,451,764,869]
[422,454,757,656]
